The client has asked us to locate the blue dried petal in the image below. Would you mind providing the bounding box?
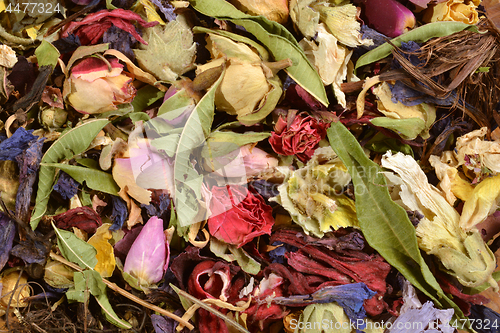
[150,0,177,21]
[53,172,79,200]
[0,128,38,161]
[158,193,170,211]
[272,282,376,332]
[110,196,128,231]
[269,242,298,264]
[388,81,455,107]
[388,301,454,333]
[469,304,500,333]
[313,283,376,330]
[16,138,44,222]
[0,212,16,271]
[103,26,137,61]
[11,239,49,265]
[361,25,388,50]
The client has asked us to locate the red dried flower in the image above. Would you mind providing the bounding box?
[207,185,274,248]
[61,9,158,45]
[269,111,329,163]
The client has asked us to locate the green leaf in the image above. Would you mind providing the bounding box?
[170,70,225,227]
[209,239,261,274]
[41,163,120,196]
[202,130,270,159]
[193,26,270,59]
[35,40,60,67]
[52,222,98,270]
[131,85,165,113]
[355,22,480,69]
[95,293,133,329]
[75,158,100,169]
[327,121,464,317]
[68,270,132,329]
[370,117,425,140]
[134,18,196,82]
[31,119,109,229]
[189,0,328,107]
[228,245,261,275]
[157,88,194,117]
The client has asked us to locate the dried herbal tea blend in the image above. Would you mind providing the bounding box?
[0,0,499,332]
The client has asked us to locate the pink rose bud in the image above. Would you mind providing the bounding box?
[123,216,169,286]
[206,144,278,178]
[361,0,416,37]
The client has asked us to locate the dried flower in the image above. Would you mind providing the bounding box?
[423,0,480,24]
[207,185,274,247]
[61,9,157,45]
[269,111,329,163]
[229,0,289,23]
[64,56,136,114]
[204,144,278,178]
[360,0,416,38]
[123,216,169,286]
[382,151,497,290]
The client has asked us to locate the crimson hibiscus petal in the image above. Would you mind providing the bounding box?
[61,9,158,46]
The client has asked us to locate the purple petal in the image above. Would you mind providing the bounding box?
[0,213,16,271]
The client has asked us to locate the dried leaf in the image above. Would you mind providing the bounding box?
[31,119,109,229]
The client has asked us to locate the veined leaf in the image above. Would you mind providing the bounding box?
[35,40,60,68]
[355,22,480,69]
[193,26,270,60]
[327,121,465,319]
[42,163,120,196]
[189,0,328,107]
[68,270,132,329]
[52,222,98,270]
[172,70,225,227]
[95,293,133,329]
[30,119,109,229]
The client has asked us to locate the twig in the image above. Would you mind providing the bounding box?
[48,252,194,330]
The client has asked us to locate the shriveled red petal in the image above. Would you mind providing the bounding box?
[52,206,102,234]
[62,9,158,45]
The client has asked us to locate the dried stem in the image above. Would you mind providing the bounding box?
[48,252,194,330]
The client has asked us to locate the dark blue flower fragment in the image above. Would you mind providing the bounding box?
[53,172,79,200]
[16,138,44,222]
[388,80,455,107]
[103,26,137,61]
[0,212,16,271]
[0,128,38,161]
[150,0,177,21]
[269,242,298,264]
[272,282,377,331]
[469,304,500,333]
[110,196,128,231]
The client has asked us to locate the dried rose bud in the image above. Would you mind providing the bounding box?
[361,0,416,37]
[196,34,288,125]
[123,216,169,286]
[228,0,289,24]
[64,56,136,114]
[39,106,68,129]
[204,144,278,178]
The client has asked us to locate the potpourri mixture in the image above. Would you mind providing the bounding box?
[1,0,500,332]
